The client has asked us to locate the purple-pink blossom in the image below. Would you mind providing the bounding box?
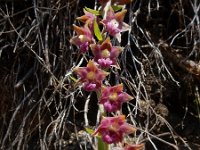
[90,38,123,68]
[74,60,109,91]
[101,7,130,42]
[93,115,136,144]
[99,84,133,112]
[77,9,97,30]
[70,24,94,53]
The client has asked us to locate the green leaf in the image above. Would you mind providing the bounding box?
[94,19,103,41]
[97,137,109,150]
[85,127,95,135]
[85,7,100,15]
[112,5,123,11]
[69,75,78,83]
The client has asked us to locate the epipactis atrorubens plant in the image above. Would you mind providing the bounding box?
[70,0,144,149]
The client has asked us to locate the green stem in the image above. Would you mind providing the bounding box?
[97,137,109,150]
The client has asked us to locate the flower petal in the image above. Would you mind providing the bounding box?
[115,9,127,23]
[119,123,136,134]
[121,22,131,32]
[73,24,87,35]
[101,38,112,50]
[87,60,98,71]
[73,67,87,80]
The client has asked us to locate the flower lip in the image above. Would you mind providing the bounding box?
[97,58,113,68]
[106,19,121,36]
[83,82,97,91]
[79,42,89,52]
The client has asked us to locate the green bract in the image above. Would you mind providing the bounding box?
[85,7,101,15]
[94,19,103,41]
[112,5,123,11]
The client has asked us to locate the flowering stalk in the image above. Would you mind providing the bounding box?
[70,0,144,149]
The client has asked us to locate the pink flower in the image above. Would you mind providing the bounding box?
[93,115,136,144]
[99,84,133,112]
[90,38,123,68]
[74,60,109,91]
[101,8,130,42]
[70,25,94,53]
[77,9,97,30]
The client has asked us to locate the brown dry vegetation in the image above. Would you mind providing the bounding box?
[0,0,200,150]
